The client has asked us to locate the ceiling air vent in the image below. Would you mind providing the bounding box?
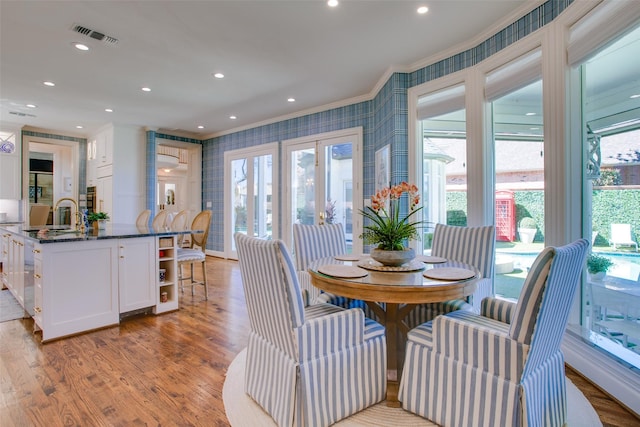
[9,111,36,118]
[71,24,118,45]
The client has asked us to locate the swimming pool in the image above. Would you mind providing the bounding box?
[497,250,639,277]
[599,252,640,282]
[494,250,640,300]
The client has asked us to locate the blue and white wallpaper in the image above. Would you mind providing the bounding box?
[195,0,572,251]
[32,0,570,252]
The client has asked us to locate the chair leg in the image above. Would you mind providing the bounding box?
[178,260,207,300]
[202,260,208,300]
[190,263,195,296]
[179,264,184,293]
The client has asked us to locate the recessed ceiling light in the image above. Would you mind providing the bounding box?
[213,73,224,79]
[73,42,89,51]
[141,87,151,92]
[417,6,429,14]
[105,108,113,113]
[26,104,37,108]
[197,125,204,129]
[525,112,536,116]
[163,169,172,173]
[287,98,296,102]
[76,125,83,129]
[631,94,640,99]
[327,0,338,7]
[229,115,237,120]
[43,81,55,87]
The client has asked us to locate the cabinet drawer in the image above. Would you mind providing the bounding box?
[97,164,113,178]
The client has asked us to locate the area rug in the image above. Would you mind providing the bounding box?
[223,349,602,426]
[0,289,25,323]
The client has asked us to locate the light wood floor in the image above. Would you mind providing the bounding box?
[0,257,638,426]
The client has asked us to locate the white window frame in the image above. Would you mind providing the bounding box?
[282,127,363,252]
[407,1,640,413]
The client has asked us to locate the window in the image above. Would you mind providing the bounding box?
[417,84,467,252]
[581,26,640,368]
[491,80,544,300]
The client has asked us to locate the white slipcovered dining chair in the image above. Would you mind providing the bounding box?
[234,233,387,427]
[405,224,495,328]
[292,223,375,318]
[177,210,211,300]
[398,238,589,427]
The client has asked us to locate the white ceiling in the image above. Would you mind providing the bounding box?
[0,0,533,138]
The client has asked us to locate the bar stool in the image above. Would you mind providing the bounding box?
[177,210,212,299]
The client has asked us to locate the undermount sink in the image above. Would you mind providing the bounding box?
[25,226,76,233]
[48,229,81,235]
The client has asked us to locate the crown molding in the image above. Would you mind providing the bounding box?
[206,0,558,141]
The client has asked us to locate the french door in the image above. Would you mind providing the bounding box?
[283,128,363,254]
[224,143,278,259]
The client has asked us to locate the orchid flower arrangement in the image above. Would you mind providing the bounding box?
[360,182,423,251]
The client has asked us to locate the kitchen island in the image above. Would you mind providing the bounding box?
[1,223,193,342]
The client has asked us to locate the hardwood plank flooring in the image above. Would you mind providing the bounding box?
[0,256,638,426]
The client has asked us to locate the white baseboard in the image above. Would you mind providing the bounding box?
[563,328,640,416]
[205,249,225,258]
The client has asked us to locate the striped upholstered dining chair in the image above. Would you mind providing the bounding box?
[398,238,589,427]
[292,223,347,306]
[234,233,387,427]
[404,223,495,328]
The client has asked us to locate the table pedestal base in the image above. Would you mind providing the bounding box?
[385,380,401,407]
[365,302,417,405]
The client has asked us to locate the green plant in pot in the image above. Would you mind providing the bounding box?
[88,211,109,230]
[360,182,423,266]
[586,253,613,280]
[518,216,537,244]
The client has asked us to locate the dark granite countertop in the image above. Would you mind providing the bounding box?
[1,223,196,244]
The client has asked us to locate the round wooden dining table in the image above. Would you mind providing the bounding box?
[308,255,478,406]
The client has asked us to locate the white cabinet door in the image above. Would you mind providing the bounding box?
[1,232,10,287]
[8,234,24,305]
[96,128,113,166]
[97,175,113,217]
[40,240,119,342]
[118,237,155,313]
[0,153,21,200]
[86,140,97,187]
[33,246,43,330]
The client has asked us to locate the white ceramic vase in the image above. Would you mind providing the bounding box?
[370,248,415,267]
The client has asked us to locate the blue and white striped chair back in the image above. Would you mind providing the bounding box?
[293,223,346,271]
[509,247,555,345]
[520,239,588,377]
[431,224,495,279]
[234,233,305,360]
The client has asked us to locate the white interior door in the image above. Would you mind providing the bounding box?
[283,128,363,254]
[156,141,202,228]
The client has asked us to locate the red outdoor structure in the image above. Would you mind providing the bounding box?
[495,190,515,242]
